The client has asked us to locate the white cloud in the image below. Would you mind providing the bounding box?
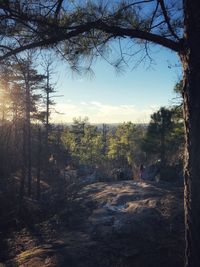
[81,101,87,105]
[51,101,158,123]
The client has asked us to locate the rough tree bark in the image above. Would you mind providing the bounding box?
[181,1,200,266]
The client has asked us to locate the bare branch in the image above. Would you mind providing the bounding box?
[115,0,154,15]
[158,0,180,40]
[55,0,64,19]
[149,1,159,29]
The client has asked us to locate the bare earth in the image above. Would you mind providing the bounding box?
[1,180,184,267]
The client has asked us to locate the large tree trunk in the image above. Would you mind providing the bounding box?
[182,1,200,266]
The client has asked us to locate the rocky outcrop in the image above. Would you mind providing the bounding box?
[2,181,184,267]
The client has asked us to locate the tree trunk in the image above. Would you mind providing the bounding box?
[19,123,26,209]
[26,82,32,197]
[45,66,51,174]
[182,1,200,266]
[27,113,32,196]
[45,82,50,171]
[36,126,41,200]
[182,60,200,267]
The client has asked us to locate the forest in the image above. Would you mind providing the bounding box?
[0,59,184,201]
[0,1,200,267]
[0,63,185,266]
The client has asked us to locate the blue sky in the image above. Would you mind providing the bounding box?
[51,44,181,124]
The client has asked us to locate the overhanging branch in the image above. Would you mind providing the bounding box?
[0,21,99,61]
[0,19,181,61]
[96,21,181,52]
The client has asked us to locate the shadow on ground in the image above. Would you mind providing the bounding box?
[1,180,184,267]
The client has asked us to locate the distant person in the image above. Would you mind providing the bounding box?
[139,164,145,180]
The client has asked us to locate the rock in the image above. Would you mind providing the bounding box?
[3,181,184,267]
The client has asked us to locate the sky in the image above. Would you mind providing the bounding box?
[50,44,182,124]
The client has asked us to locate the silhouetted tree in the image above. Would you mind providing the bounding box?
[11,54,45,196]
[41,57,56,172]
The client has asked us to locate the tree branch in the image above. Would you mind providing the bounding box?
[149,1,159,29]
[158,0,180,40]
[96,20,181,52]
[55,0,64,19]
[0,21,100,61]
[0,16,181,61]
[115,0,154,14]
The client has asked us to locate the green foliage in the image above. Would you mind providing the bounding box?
[174,80,183,95]
[108,122,137,166]
[169,106,184,161]
[142,106,184,165]
[62,120,146,171]
[0,56,45,123]
[61,117,105,166]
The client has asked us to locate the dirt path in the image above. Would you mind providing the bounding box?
[1,181,184,267]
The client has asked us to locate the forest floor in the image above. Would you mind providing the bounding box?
[0,179,184,267]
